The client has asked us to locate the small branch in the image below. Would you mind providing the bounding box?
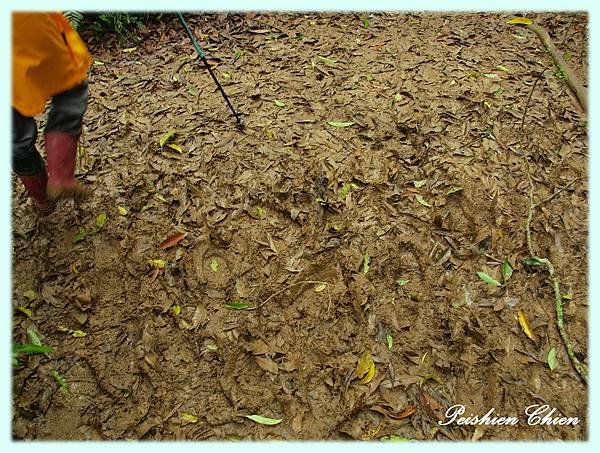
[248,280,333,311]
[527,23,588,112]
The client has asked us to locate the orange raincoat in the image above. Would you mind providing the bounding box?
[12,12,92,117]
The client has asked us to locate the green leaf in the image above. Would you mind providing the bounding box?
[210,258,219,273]
[234,49,242,61]
[256,206,264,218]
[317,55,337,66]
[386,334,393,350]
[446,186,463,195]
[73,228,88,243]
[13,343,53,355]
[171,305,181,316]
[522,257,543,266]
[415,194,432,207]
[412,179,427,188]
[187,84,199,96]
[547,347,557,371]
[274,99,285,107]
[245,414,283,425]
[95,213,107,229]
[362,252,370,274]
[477,271,502,287]
[502,259,513,282]
[149,259,166,269]
[327,121,354,128]
[117,206,128,216]
[224,301,251,310]
[27,328,42,346]
[159,130,176,147]
[396,278,409,287]
[362,18,370,28]
[50,369,71,395]
[339,182,358,199]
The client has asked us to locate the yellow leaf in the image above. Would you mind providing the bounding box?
[314,283,327,292]
[356,351,375,384]
[16,306,32,317]
[180,412,198,423]
[166,143,183,153]
[117,206,128,216]
[122,47,138,53]
[171,305,181,316]
[149,259,166,269]
[359,362,376,385]
[507,17,533,25]
[23,289,38,302]
[72,330,87,338]
[517,310,535,341]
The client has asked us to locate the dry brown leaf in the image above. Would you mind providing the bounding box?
[255,356,279,374]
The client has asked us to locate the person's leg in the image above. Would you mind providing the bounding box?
[45,80,91,200]
[12,108,53,213]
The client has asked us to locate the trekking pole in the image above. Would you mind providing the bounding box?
[176,12,245,129]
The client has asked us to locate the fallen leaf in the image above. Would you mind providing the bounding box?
[317,55,337,66]
[224,301,251,310]
[50,369,71,395]
[73,228,88,243]
[159,232,187,249]
[159,130,176,147]
[356,351,375,384]
[210,258,218,272]
[327,121,354,128]
[502,259,513,282]
[245,414,283,425]
[446,186,463,195]
[386,334,393,350]
[23,289,38,302]
[314,283,327,292]
[547,347,558,371]
[517,310,535,341]
[180,412,198,423]
[274,99,285,107]
[95,213,107,229]
[395,278,409,287]
[255,356,279,374]
[507,17,533,25]
[522,257,544,266]
[122,47,137,53]
[477,271,502,287]
[166,143,183,153]
[412,179,427,188]
[27,328,42,346]
[149,259,166,269]
[16,306,32,317]
[362,252,370,274]
[171,305,181,316]
[117,206,128,216]
[415,195,432,207]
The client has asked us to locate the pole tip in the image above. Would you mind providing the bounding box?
[236,118,246,130]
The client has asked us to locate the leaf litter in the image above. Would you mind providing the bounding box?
[10,12,588,441]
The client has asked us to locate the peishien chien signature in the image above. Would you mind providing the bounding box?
[438,404,581,427]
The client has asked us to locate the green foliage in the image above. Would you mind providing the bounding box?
[76,12,156,45]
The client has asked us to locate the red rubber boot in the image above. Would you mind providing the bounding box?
[45,131,91,201]
[18,170,54,214]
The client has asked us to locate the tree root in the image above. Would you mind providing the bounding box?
[518,65,588,384]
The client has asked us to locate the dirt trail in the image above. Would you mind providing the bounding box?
[12,12,588,440]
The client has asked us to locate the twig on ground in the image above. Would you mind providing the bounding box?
[249,280,333,311]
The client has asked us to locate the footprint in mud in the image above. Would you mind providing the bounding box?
[190,241,233,291]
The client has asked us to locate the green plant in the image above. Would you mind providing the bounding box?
[12,343,53,366]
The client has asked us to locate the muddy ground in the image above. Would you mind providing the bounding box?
[11,13,588,440]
